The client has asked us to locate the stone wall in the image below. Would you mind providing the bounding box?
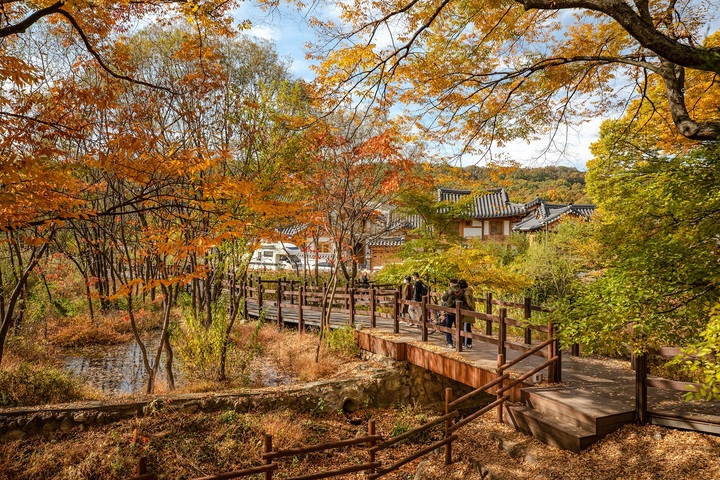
[0,356,490,441]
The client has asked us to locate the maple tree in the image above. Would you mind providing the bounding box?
[306,0,720,152]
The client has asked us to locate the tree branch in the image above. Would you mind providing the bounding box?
[0,0,64,38]
[517,0,720,74]
[56,8,178,94]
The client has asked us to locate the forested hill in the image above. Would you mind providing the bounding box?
[467,165,590,204]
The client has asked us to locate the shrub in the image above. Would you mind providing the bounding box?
[323,325,359,358]
[0,363,84,407]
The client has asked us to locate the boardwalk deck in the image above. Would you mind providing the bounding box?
[246,298,720,439]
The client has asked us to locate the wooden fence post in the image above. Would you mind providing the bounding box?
[635,351,648,425]
[485,292,493,335]
[243,282,248,320]
[370,287,376,328]
[258,283,264,309]
[419,295,427,341]
[524,297,532,345]
[445,387,453,465]
[277,283,283,331]
[497,352,505,423]
[455,300,462,352]
[298,285,304,333]
[264,434,273,480]
[349,288,355,327]
[290,280,295,305]
[138,457,148,476]
[498,308,507,360]
[368,419,377,475]
[393,290,400,334]
[344,285,349,310]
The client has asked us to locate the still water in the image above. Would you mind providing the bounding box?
[62,338,293,394]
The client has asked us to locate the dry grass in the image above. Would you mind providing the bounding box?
[48,312,133,348]
[1,404,718,480]
[254,324,353,382]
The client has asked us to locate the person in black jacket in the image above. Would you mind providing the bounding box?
[409,272,426,322]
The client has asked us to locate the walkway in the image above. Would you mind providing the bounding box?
[246,297,720,432]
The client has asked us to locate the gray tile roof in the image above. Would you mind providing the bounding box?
[437,187,527,219]
[513,203,596,232]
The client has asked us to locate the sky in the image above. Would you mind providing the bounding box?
[233,2,601,172]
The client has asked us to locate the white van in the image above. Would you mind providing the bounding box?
[248,242,302,271]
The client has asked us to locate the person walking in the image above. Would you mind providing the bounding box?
[400,276,413,325]
[441,279,461,348]
[458,279,476,348]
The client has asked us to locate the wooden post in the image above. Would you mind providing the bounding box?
[498,308,507,359]
[290,280,295,305]
[298,286,305,333]
[258,283,264,309]
[264,434,273,480]
[370,287,376,328]
[547,317,556,382]
[349,288,355,327]
[138,457,148,475]
[485,292,493,335]
[571,343,580,356]
[368,419,377,474]
[242,282,248,320]
[497,353,505,423]
[444,388,453,465]
[421,295,428,342]
[524,297,532,345]
[344,285,349,310]
[276,283,283,331]
[635,351,648,425]
[393,290,400,334]
[455,300,462,352]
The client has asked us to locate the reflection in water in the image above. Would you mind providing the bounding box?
[63,339,294,394]
[62,338,172,394]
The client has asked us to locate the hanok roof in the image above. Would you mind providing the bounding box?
[513,202,596,232]
[437,187,527,219]
[367,236,405,247]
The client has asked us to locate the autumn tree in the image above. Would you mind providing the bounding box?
[304,0,720,155]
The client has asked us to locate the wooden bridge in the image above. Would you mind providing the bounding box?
[242,278,720,453]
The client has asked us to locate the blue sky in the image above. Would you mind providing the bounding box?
[233,3,598,171]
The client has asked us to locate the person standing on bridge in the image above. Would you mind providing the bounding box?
[410,272,427,324]
[441,279,461,348]
[458,279,476,349]
[400,276,413,325]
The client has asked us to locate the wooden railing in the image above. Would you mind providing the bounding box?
[634,346,706,426]
[241,277,560,383]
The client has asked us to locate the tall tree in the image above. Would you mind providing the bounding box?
[304,0,720,153]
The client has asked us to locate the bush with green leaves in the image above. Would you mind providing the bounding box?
[323,325,359,357]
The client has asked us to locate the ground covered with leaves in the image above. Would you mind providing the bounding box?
[1,404,718,480]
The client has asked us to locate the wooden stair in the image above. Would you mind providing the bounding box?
[503,386,635,452]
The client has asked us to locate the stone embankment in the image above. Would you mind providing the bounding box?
[0,354,485,441]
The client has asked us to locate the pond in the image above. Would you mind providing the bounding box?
[62,338,293,394]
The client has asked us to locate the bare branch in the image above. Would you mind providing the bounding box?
[56,8,179,94]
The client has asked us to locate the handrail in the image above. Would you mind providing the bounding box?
[263,435,382,460]
[500,338,555,370]
[496,356,559,395]
[192,463,278,480]
[448,374,510,409]
[449,395,510,433]
[369,411,458,452]
[286,462,381,480]
[367,436,457,479]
